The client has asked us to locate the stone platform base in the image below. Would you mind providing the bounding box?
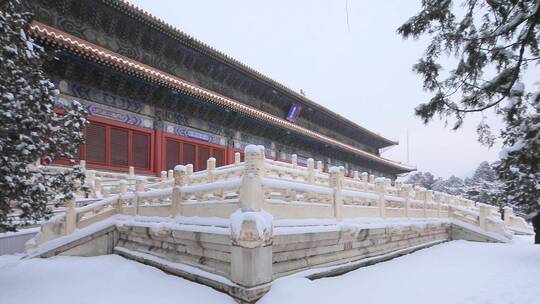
[26,218,509,303]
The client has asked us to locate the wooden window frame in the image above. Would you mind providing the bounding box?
[163,133,226,172]
[80,116,155,174]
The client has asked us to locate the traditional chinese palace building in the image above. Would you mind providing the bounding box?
[26,0,414,179]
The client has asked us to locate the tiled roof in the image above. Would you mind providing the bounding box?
[102,0,398,147]
[29,21,415,172]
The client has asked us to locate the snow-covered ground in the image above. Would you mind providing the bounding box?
[0,236,538,304]
[0,254,235,304]
[259,235,540,304]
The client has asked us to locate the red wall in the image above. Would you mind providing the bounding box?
[73,116,230,176]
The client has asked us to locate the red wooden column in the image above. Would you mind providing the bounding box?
[226,145,236,165]
[154,127,165,176]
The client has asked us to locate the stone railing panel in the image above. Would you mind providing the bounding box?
[31,144,530,249]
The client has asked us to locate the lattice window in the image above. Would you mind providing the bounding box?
[110,128,128,166]
[132,132,150,169]
[86,124,106,164]
[166,139,180,170]
[213,148,225,167]
[183,143,196,167]
[84,121,152,171]
[198,146,210,171]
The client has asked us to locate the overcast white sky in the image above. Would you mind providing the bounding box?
[128,0,509,178]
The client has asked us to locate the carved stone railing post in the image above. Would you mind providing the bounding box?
[186,164,193,185]
[439,194,446,208]
[489,206,498,219]
[503,206,513,226]
[291,154,298,168]
[174,166,187,186]
[446,195,456,220]
[167,169,174,180]
[316,160,323,172]
[171,165,187,216]
[361,172,368,183]
[85,170,95,184]
[487,205,497,216]
[79,160,86,171]
[134,177,145,216]
[369,174,375,184]
[479,204,490,231]
[116,180,128,213]
[231,145,273,289]
[443,195,449,208]
[448,196,455,210]
[93,177,102,198]
[239,145,265,212]
[353,171,359,180]
[329,166,344,221]
[425,190,433,217]
[419,189,427,217]
[234,152,241,165]
[360,172,368,191]
[400,184,412,218]
[307,158,314,184]
[207,157,216,182]
[136,177,145,192]
[120,180,128,195]
[384,178,391,190]
[375,178,386,218]
[414,188,426,218]
[65,198,76,235]
[128,166,135,179]
[434,193,442,218]
[159,171,167,188]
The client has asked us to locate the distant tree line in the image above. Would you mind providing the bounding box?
[404,161,506,212]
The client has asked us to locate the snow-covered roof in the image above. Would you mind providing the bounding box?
[29,21,415,173]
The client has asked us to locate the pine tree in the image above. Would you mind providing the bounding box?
[497,100,539,215]
[405,171,438,189]
[464,161,504,207]
[432,175,466,196]
[398,0,540,212]
[0,1,88,232]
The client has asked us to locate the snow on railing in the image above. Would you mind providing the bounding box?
[35,146,531,246]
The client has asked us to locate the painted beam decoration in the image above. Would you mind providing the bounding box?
[60,81,146,114]
[167,124,224,145]
[84,104,152,128]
